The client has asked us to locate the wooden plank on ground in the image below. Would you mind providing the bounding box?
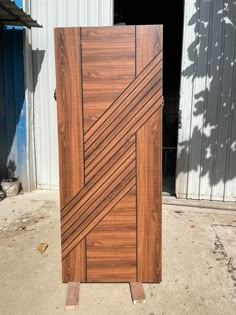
[65,282,80,310]
[130,282,146,304]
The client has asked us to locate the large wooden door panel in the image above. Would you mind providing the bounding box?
[55,25,163,283]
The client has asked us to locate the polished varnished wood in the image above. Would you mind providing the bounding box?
[137,111,162,282]
[136,25,162,282]
[54,28,86,282]
[81,26,135,132]
[84,50,162,145]
[54,25,163,283]
[87,187,136,282]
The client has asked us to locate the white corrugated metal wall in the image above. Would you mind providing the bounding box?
[176,0,236,201]
[24,0,235,201]
[24,0,113,189]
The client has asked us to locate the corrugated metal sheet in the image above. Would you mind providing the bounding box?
[0,26,27,188]
[176,0,236,201]
[25,0,113,189]
[0,0,41,28]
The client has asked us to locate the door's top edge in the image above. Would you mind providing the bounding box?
[54,24,163,30]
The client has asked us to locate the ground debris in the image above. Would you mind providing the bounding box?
[174,210,184,214]
[227,257,234,272]
[16,225,26,231]
[37,242,48,254]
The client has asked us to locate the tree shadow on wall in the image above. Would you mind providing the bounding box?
[177,0,236,198]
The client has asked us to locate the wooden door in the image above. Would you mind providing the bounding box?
[54,25,163,283]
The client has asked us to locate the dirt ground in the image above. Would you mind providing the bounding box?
[0,190,236,315]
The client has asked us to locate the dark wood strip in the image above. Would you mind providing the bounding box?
[62,176,136,260]
[61,137,135,218]
[85,69,162,160]
[54,27,86,282]
[85,89,163,176]
[61,151,135,230]
[84,57,162,151]
[84,50,162,143]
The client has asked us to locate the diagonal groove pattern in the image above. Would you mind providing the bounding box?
[84,51,162,151]
[60,51,162,214]
[85,135,135,184]
[85,71,162,168]
[61,146,135,229]
[61,136,135,218]
[84,49,162,144]
[85,87,163,177]
[62,178,136,260]
[61,154,136,253]
[62,170,136,259]
[61,52,162,259]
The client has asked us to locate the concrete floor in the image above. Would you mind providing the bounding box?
[0,190,236,315]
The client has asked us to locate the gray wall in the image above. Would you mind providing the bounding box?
[176,0,236,201]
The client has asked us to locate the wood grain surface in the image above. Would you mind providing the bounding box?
[55,25,163,283]
[87,187,136,282]
[130,282,146,304]
[81,26,135,132]
[136,25,162,282]
[54,28,86,282]
[65,282,80,309]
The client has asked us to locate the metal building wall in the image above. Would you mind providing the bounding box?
[176,0,236,201]
[24,0,113,189]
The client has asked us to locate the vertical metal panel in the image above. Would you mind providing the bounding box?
[186,0,211,199]
[25,0,113,189]
[199,0,224,200]
[0,27,28,189]
[175,0,197,199]
[176,0,236,201]
[219,2,236,202]
[23,0,37,192]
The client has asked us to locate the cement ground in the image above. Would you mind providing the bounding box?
[0,190,236,315]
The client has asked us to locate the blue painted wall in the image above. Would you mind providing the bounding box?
[0,0,27,189]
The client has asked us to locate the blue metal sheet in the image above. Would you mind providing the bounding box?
[0,26,26,188]
[6,0,23,30]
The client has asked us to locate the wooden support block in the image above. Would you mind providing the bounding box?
[65,282,80,310]
[129,282,146,304]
